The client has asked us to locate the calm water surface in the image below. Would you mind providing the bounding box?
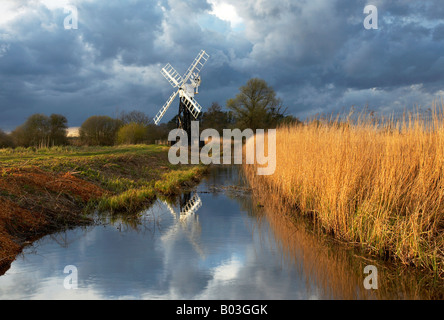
[0,166,442,299]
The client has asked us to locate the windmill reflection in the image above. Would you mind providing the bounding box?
[161,192,205,258]
[178,193,202,221]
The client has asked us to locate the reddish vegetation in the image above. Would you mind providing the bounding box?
[0,167,105,274]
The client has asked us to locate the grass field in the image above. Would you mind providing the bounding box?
[0,144,207,273]
[243,107,444,276]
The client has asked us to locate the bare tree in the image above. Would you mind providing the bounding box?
[120,110,151,126]
[10,113,68,147]
[227,78,287,130]
[79,115,122,146]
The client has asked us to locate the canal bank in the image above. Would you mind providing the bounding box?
[0,145,207,274]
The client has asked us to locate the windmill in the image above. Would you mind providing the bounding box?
[154,50,210,144]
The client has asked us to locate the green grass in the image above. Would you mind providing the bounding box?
[97,166,208,213]
[154,166,205,194]
[97,186,157,213]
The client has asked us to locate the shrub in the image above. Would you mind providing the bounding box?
[117,123,148,145]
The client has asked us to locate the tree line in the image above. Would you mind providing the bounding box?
[0,78,301,148]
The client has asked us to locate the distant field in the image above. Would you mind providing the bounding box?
[0,144,166,165]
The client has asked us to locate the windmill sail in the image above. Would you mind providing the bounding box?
[154,90,179,125]
[181,50,210,87]
[161,63,183,88]
[179,193,202,216]
[180,91,202,119]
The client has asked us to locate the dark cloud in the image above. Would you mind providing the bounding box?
[0,0,443,131]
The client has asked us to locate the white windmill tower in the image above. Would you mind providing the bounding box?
[153,50,210,143]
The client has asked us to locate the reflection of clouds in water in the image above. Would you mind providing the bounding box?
[194,247,320,300]
[0,228,105,299]
[212,255,242,282]
[0,169,319,300]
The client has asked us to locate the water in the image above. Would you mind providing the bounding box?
[0,166,442,299]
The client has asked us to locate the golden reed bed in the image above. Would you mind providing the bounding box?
[243,104,444,276]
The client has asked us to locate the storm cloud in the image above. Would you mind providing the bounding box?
[0,0,443,130]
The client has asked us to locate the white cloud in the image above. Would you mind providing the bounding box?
[208,0,244,30]
[40,0,71,10]
[0,1,28,26]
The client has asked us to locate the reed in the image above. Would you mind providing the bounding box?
[243,103,444,275]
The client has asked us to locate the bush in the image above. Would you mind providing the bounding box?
[117,123,149,145]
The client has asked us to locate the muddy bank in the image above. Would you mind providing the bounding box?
[0,167,105,274]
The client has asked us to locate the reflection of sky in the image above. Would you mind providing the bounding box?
[0,168,319,300]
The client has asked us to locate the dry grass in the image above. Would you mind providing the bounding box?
[244,103,444,275]
[0,167,103,274]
